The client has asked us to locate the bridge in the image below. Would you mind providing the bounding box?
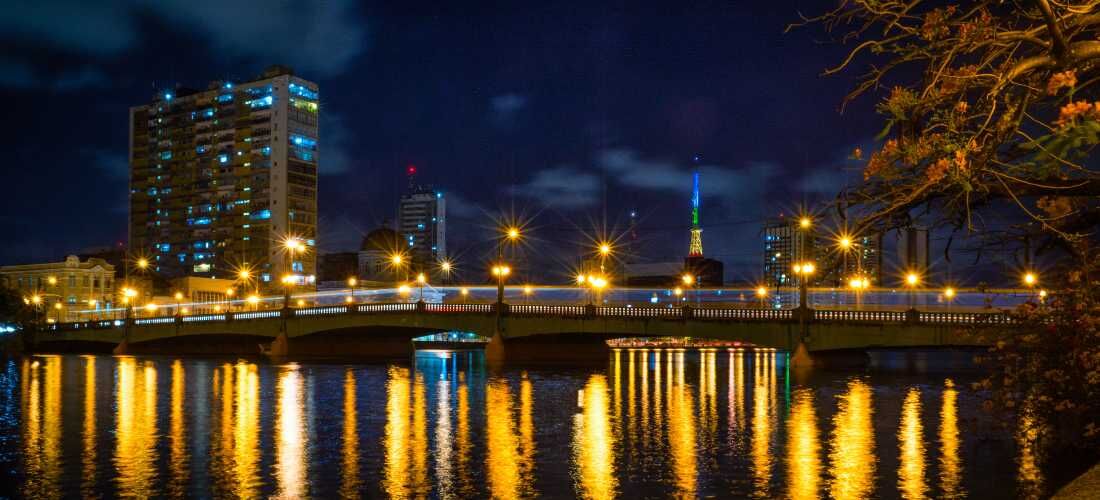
[35,301,1014,364]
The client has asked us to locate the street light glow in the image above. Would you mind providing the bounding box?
[906,272,919,286]
[576,274,587,285]
[417,273,427,284]
[136,258,149,269]
[460,287,469,296]
[247,295,260,305]
[944,287,956,299]
[838,236,852,249]
[598,242,612,256]
[391,254,404,265]
[756,287,768,297]
[174,292,183,300]
[145,303,157,312]
[799,217,811,229]
[47,276,57,286]
[506,227,521,240]
[673,287,683,296]
[348,277,357,287]
[1023,272,1037,287]
[681,274,694,286]
[440,261,452,273]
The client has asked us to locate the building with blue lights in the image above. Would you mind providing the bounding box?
[397,168,446,269]
[127,65,319,289]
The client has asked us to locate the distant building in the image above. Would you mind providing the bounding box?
[127,65,319,290]
[843,233,883,284]
[683,256,723,287]
[397,167,446,267]
[624,262,684,287]
[897,226,930,283]
[0,255,116,321]
[358,226,401,282]
[318,252,358,283]
[762,215,817,290]
[168,276,237,313]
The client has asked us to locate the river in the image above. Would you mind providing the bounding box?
[0,350,1044,498]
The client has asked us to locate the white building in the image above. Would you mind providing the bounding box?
[398,189,446,267]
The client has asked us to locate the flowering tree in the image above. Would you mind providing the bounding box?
[792,0,1099,260]
[795,0,1100,472]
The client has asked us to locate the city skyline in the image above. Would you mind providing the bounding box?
[0,2,879,274]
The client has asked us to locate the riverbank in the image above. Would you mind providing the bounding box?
[1054,462,1100,499]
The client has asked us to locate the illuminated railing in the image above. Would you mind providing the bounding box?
[815,310,907,322]
[234,310,282,320]
[46,301,1018,330]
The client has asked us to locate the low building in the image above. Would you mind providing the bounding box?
[684,256,723,286]
[0,255,116,322]
[358,226,402,284]
[624,262,684,287]
[170,276,239,313]
[319,252,358,283]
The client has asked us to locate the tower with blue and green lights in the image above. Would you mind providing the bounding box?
[688,170,704,257]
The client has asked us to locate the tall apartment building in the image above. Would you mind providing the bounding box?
[397,168,446,267]
[841,233,883,284]
[762,216,815,290]
[128,65,318,290]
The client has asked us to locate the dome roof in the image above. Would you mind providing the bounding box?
[361,227,398,252]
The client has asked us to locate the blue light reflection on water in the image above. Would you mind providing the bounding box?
[0,351,1041,497]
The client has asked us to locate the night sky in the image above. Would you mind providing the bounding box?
[0,1,888,283]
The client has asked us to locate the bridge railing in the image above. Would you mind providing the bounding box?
[693,307,793,321]
[511,304,588,316]
[815,310,908,322]
[43,301,1020,331]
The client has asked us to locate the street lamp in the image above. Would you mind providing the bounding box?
[416,273,427,302]
[247,294,261,309]
[174,291,183,316]
[944,286,956,310]
[1023,272,1038,288]
[756,286,768,308]
[589,275,608,304]
[793,261,815,310]
[492,264,511,304]
[904,271,920,309]
[681,273,699,305]
[460,287,469,303]
[347,277,358,304]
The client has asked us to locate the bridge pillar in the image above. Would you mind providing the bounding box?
[267,333,290,357]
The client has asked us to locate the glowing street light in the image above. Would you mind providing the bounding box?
[681,274,694,286]
[756,286,768,308]
[136,258,149,270]
[247,295,261,308]
[838,236,852,250]
[506,227,521,241]
[799,217,812,229]
[460,287,469,303]
[944,287,956,299]
[47,276,57,286]
[1023,272,1038,287]
[904,271,920,309]
[598,242,612,256]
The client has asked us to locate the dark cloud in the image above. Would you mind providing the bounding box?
[512,165,601,209]
[320,112,353,176]
[1,0,367,79]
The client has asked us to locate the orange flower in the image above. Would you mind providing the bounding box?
[1047,70,1078,95]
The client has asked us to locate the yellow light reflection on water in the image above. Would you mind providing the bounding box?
[169,360,189,496]
[787,388,821,499]
[519,375,536,482]
[573,374,617,499]
[828,379,875,500]
[434,375,454,498]
[342,369,361,497]
[275,364,306,498]
[82,356,97,497]
[115,357,158,498]
[939,379,964,499]
[384,366,411,497]
[456,380,473,496]
[1016,409,1045,498]
[22,356,63,497]
[752,352,774,497]
[486,378,521,498]
[728,351,746,452]
[668,351,697,496]
[234,362,261,496]
[898,388,927,499]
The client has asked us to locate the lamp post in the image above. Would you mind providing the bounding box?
[682,273,698,306]
[283,237,306,308]
[944,286,956,311]
[347,277,358,304]
[756,286,768,309]
[174,292,183,317]
[905,272,920,310]
[416,273,427,302]
[495,227,521,304]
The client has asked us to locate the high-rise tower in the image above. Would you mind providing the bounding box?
[688,170,704,257]
[127,65,319,290]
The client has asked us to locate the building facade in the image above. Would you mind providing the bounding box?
[128,65,318,291]
[762,216,816,290]
[0,255,116,321]
[358,226,402,283]
[398,188,445,268]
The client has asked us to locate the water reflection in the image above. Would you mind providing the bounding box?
[787,388,821,499]
[668,351,697,496]
[939,379,963,499]
[6,351,1038,498]
[828,379,875,500]
[115,357,159,497]
[752,352,774,497]
[276,364,306,498]
[22,356,62,498]
[82,356,97,497]
[574,374,616,499]
[383,366,428,498]
[898,387,927,499]
[169,360,189,497]
[342,369,361,497]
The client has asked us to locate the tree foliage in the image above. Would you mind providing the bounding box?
[792,0,1100,259]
